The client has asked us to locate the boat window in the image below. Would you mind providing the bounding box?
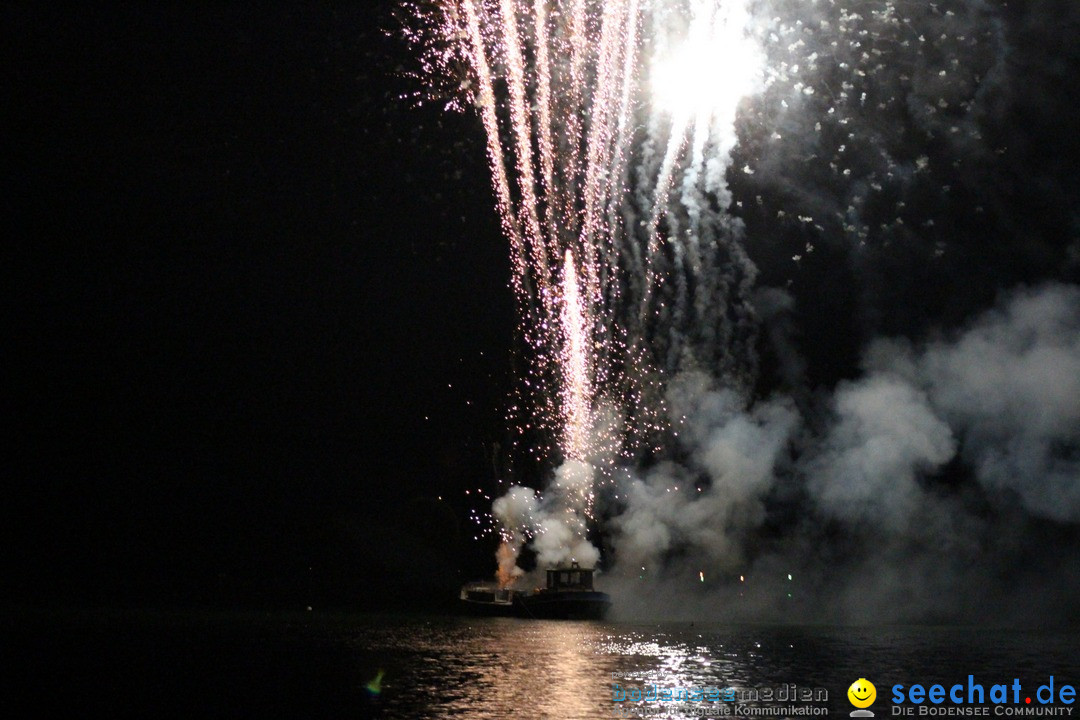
[560,572,569,584]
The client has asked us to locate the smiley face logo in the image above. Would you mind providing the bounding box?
[848,678,876,709]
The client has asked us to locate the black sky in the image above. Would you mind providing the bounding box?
[6,2,515,609]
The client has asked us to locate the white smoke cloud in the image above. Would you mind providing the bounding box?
[893,283,1080,522]
[598,283,1080,623]
[490,485,541,585]
[612,371,799,572]
[491,460,601,581]
[805,373,956,531]
[532,514,600,569]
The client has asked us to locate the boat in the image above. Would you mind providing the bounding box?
[458,583,517,616]
[459,561,611,620]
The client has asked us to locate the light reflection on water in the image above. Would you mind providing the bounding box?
[348,618,1079,720]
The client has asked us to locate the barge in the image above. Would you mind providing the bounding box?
[459,561,611,620]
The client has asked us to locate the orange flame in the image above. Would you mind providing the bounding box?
[495,542,520,588]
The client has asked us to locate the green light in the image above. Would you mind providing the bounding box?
[366,670,385,696]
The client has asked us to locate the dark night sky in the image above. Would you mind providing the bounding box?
[5,2,515,609]
[5,1,1080,614]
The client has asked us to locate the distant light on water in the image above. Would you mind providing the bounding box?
[365,670,384,697]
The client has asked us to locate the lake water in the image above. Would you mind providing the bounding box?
[6,610,1078,718]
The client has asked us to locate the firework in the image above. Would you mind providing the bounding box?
[405,0,766,577]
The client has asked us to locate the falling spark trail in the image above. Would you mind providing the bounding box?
[498,0,550,289]
[460,0,525,280]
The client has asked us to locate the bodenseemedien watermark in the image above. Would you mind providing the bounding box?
[612,682,829,704]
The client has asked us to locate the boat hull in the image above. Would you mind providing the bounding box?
[459,590,611,620]
[458,598,517,617]
[518,591,611,620]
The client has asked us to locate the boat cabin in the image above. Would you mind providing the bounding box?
[545,561,594,591]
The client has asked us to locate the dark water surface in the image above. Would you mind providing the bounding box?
[5,610,1077,718]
